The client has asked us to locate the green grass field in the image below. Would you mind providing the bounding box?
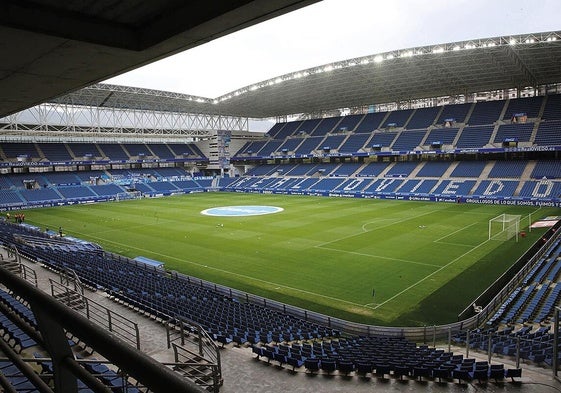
[23,193,560,326]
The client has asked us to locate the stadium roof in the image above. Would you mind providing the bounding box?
[0,0,318,118]
[51,30,561,119]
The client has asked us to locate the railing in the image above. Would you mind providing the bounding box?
[2,246,37,287]
[0,265,207,393]
[50,279,141,350]
[165,317,222,392]
[172,343,222,393]
[58,268,85,296]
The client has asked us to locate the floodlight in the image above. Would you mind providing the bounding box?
[374,55,384,63]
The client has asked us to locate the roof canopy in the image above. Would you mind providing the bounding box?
[0,0,318,118]
[52,31,561,119]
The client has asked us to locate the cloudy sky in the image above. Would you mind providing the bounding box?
[106,0,561,98]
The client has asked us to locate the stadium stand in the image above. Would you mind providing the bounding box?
[235,141,266,157]
[20,188,63,203]
[246,164,279,176]
[518,181,561,199]
[449,161,487,177]
[502,96,544,120]
[541,94,561,120]
[1,143,40,160]
[416,161,451,177]
[455,126,494,148]
[467,100,506,125]
[97,144,130,160]
[406,106,441,129]
[265,122,286,139]
[535,121,561,145]
[42,172,81,186]
[37,143,73,162]
[272,120,302,139]
[472,180,519,198]
[423,127,459,147]
[331,162,362,177]
[398,179,438,194]
[0,190,24,206]
[276,137,304,155]
[356,162,390,177]
[256,139,283,156]
[391,130,426,151]
[385,162,418,177]
[338,133,371,154]
[493,123,535,143]
[123,143,152,157]
[368,131,398,149]
[146,143,175,159]
[532,161,561,178]
[67,143,102,159]
[296,118,322,136]
[432,180,476,196]
[363,178,404,194]
[436,103,472,124]
[319,135,346,152]
[354,112,386,133]
[336,114,364,132]
[58,186,98,200]
[293,136,323,155]
[383,109,414,128]
[488,161,528,178]
[311,116,342,136]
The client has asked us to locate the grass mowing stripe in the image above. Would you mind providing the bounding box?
[24,193,560,325]
[374,236,491,310]
[315,208,441,248]
[434,222,479,243]
[433,241,475,248]
[316,246,442,268]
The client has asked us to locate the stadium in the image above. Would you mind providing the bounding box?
[0,1,561,392]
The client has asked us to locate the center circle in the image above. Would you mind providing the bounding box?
[200,205,284,217]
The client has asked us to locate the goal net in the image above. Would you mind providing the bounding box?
[488,214,521,242]
[115,191,142,201]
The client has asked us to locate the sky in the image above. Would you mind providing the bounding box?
[106,0,561,99]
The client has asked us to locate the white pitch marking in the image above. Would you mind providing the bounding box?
[372,237,493,309]
[434,222,479,243]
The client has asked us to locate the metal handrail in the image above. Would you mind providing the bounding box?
[0,265,207,393]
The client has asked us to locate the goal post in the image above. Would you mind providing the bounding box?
[488,214,521,242]
[115,191,142,201]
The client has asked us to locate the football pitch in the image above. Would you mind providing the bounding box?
[24,193,560,326]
